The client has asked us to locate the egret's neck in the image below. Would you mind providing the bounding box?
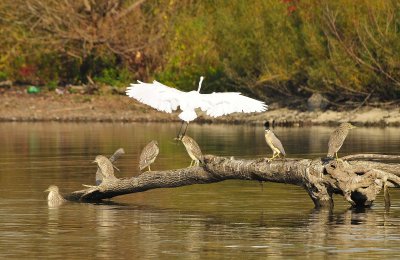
[197,76,204,92]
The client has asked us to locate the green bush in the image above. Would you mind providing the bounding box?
[159,0,400,100]
[0,71,7,81]
[1,0,400,101]
[94,67,133,88]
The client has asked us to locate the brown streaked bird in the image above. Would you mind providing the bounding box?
[139,140,159,172]
[96,148,125,185]
[44,185,66,207]
[176,134,204,167]
[264,129,286,161]
[327,122,356,160]
[93,155,117,182]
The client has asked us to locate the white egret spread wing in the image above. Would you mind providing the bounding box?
[126,78,268,120]
[126,80,184,113]
[200,92,268,117]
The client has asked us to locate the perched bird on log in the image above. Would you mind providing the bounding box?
[139,140,159,172]
[264,128,286,161]
[93,155,117,182]
[327,123,356,160]
[126,76,268,137]
[96,148,125,185]
[44,185,65,207]
[176,135,204,167]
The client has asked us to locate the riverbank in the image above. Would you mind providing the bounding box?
[1,89,400,126]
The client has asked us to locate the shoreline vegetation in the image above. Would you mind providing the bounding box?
[1,86,399,127]
[1,1,400,108]
[1,1,400,126]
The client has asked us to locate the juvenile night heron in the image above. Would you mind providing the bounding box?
[96,148,125,185]
[93,155,117,182]
[44,185,65,206]
[139,140,159,172]
[83,155,119,188]
[176,134,204,167]
[126,76,267,137]
[264,129,286,161]
[327,122,356,160]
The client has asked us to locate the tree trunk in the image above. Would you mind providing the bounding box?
[63,153,400,209]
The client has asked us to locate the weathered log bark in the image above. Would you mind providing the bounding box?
[341,154,400,161]
[63,152,400,209]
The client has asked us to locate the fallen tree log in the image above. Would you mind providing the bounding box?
[63,152,400,209]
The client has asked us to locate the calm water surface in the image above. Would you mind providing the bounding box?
[0,123,400,259]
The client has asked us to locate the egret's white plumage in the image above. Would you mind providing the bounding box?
[126,77,267,123]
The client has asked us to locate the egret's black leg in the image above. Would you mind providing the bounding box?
[182,122,189,136]
[176,121,184,139]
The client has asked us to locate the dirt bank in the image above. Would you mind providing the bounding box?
[1,89,399,126]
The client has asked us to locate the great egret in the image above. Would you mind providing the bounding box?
[126,76,268,136]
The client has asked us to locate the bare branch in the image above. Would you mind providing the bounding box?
[115,0,146,21]
[342,154,400,161]
[324,3,400,87]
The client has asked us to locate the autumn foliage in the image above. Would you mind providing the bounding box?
[0,0,400,102]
